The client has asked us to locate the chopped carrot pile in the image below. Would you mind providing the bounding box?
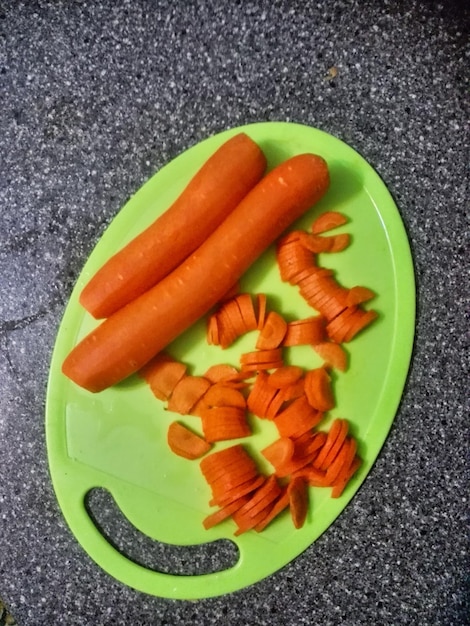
[139,209,377,534]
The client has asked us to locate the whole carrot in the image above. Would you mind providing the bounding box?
[63,153,330,392]
[79,133,267,319]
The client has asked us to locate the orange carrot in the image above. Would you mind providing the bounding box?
[255,488,290,531]
[167,375,211,415]
[287,476,309,529]
[311,211,348,234]
[256,311,288,350]
[343,309,378,342]
[256,294,268,330]
[276,234,316,284]
[318,419,349,470]
[63,153,330,392]
[247,371,279,418]
[203,364,241,384]
[325,306,359,343]
[79,133,267,319]
[304,367,335,412]
[202,495,250,529]
[202,383,247,409]
[273,394,323,438]
[261,437,295,469]
[329,233,350,252]
[313,342,348,372]
[240,348,283,366]
[138,353,187,401]
[167,421,212,460]
[267,366,304,388]
[200,406,251,442]
[211,474,266,507]
[331,455,362,498]
[312,418,343,469]
[345,286,375,306]
[235,293,259,331]
[282,316,326,346]
[298,232,334,253]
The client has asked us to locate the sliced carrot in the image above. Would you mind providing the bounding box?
[313,342,348,372]
[298,231,334,253]
[203,364,241,384]
[325,306,359,343]
[202,383,247,409]
[222,298,248,338]
[233,501,276,535]
[276,236,316,284]
[167,421,212,460]
[264,388,289,419]
[311,210,348,234]
[256,293,268,330]
[234,293,259,331]
[268,366,304,388]
[240,348,283,365]
[331,455,362,498]
[206,314,219,346]
[282,317,325,346]
[202,495,250,530]
[200,444,252,477]
[211,474,266,507]
[304,367,335,412]
[235,475,281,519]
[255,488,290,532]
[329,233,350,252]
[318,419,349,470]
[282,377,306,401]
[273,394,323,438]
[256,311,288,350]
[138,352,187,401]
[200,406,251,442]
[261,437,295,469]
[345,286,376,307]
[343,309,378,342]
[294,465,330,488]
[240,360,285,373]
[288,476,309,529]
[246,371,276,417]
[312,418,343,469]
[325,436,355,485]
[167,375,212,415]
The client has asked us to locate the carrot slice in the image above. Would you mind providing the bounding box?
[298,232,334,253]
[288,476,309,529]
[325,436,356,485]
[342,309,378,342]
[304,367,335,412]
[329,233,350,252]
[167,375,212,415]
[240,360,285,373]
[234,293,259,331]
[202,495,250,529]
[203,364,241,384]
[256,311,288,350]
[313,342,348,372]
[276,236,317,283]
[200,406,251,442]
[261,437,295,469]
[331,456,362,498]
[247,371,280,418]
[255,488,290,531]
[273,394,323,438]
[256,293,268,330]
[312,419,343,469]
[167,421,212,460]
[211,474,266,507]
[345,286,376,306]
[268,366,304,388]
[318,419,349,470]
[240,348,283,365]
[202,383,247,409]
[282,317,325,346]
[311,211,348,234]
[325,306,359,343]
[138,353,187,401]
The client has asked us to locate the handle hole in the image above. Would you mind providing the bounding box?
[84,487,239,576]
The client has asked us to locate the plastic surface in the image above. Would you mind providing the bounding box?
[45,122,415,599]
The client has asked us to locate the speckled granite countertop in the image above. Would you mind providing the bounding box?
[1,1,468,624]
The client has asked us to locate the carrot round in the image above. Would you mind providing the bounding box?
[79,133,267,319]
[311,210,348,234]
[167,421,212,460]
[63,153,330,392]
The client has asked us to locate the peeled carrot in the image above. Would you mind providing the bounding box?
[282,317,326,347]
[267,366,304,388]
[63,153,330,392]
[273,394,323,438]
[79,133,267,319]
[167,421,212,460]
[311,210,348,234]
[202,383,247,410]
[200,406,251,442]
[203,364,241,384]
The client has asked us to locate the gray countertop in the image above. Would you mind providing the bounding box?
[1,1,468,624]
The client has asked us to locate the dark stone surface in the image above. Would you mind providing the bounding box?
[1,1,468,624]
